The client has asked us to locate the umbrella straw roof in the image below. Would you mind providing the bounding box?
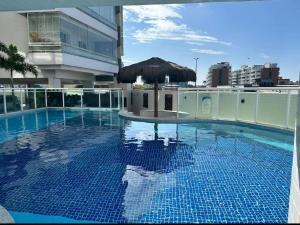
[118,57,196,84]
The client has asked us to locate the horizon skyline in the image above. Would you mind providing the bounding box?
[122,0,300,85]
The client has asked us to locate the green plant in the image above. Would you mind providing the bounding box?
[0,42,38,88]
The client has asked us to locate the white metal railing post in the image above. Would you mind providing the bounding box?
[46,109,49,126]
[117,89,120,110]
[255,90,260,123]
[109,89,112,109]
[177,89,180,119]
[98,91,101,109]
[81,89,83,108]
[45,89,47,108]
[35,111,38,130]
[20,90,23,111]
[63,110,66,127]
[286,90,291,128]
[236,90,240,121]
[3,90,7,114]
[196,89,199,119]
[121,90,124,111]
[34,89,37,109]
[216,89,220,119]
[22,115,25,131]
[62,89,65,108]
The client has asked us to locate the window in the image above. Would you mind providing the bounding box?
[60,32,70,44]
[78,40,87,49]
[165,94,173,111]
[124,97,127,108]
[28,13,60,43]
[143,93,148,108]
[28,13,118,61]
[88,6,116,24]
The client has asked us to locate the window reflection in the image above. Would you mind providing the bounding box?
[28,12,117,63]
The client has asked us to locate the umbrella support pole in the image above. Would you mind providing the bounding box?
[154,79,158,117]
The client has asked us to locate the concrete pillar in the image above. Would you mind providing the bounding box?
[48,77,62,88]
[43,70,62,88]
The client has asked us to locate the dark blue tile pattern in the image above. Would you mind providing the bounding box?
[0,109,294,223]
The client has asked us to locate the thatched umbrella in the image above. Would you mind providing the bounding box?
[117,57,196,117]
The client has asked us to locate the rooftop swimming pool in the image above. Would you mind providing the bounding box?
[0,109,294,223]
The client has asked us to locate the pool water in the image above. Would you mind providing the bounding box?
[0,109,294,223]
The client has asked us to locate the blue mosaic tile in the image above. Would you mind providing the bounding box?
[0,109,294,223]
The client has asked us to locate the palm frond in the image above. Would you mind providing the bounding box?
[24,63,38,78]
[19,63,38,78]
[0,41,8,53]
[0,55,5,67]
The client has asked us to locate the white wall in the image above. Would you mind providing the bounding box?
[0,12,28,80]
[128,89,297,130]
[0,12,28,53]
[28,53,119,74]
[129,89,178,115]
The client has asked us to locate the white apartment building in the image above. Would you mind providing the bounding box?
[231,63,279,86]
[0,6,124,88]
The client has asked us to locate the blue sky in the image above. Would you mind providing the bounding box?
[123,0,300,84]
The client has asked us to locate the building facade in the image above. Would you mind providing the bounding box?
[206,62,231,87]
[0,6,123,88]
[231,63,279,87]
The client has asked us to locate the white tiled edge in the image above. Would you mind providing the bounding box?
[0,205,14,223]
[288,88,300,223]
[288,135,300,222]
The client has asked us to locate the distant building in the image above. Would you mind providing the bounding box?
[206,62,231,87]
[277,76,291,85]
[231,63,279,87]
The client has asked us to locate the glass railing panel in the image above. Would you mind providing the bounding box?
[100,90,110,108]
[47,90,63,107]
[36,90,46,108]
[83,90,99,108]
[218,91,237,121]
[111,90,119,109]
[5,90,21,113]
[178,90,197,119]
[0,90,4,114]
[237,91,257,122]
[23,90,35,110]
[197,91,218,119]
[288,92,298,129]
[64,90,82,107]
[257,91,288,127]
[120,90,124,109]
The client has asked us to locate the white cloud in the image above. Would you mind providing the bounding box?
[124,4,183,22]
[260,53,270,59]
[124,5,231,46]
[191,48,224,55]
[186,41,205,46]
[122,58,136,66]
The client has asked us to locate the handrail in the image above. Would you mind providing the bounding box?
[178,86,300,91]
[0,88,123,90]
